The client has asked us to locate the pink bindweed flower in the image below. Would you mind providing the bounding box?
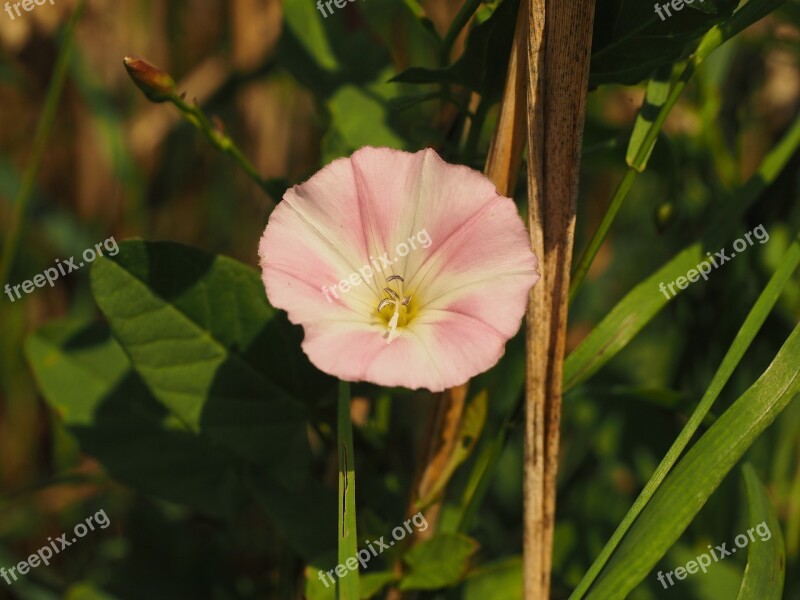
[258,147,539,392]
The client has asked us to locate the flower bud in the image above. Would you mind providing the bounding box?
[123,56,176,103]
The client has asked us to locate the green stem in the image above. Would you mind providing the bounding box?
[568,61,697,301]
[569,232,800,600]
[0,0,85,289]
[170,94,284,200]
[337,381,359,600]
[568,167,637,302]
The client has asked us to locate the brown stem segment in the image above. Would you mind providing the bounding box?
[524,0,595,598]
[387,10,533,596]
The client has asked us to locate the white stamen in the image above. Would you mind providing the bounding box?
[386,309,400,344]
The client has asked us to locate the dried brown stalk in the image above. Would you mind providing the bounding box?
[524,0,595,598]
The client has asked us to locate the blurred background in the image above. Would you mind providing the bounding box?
[1,0,800,598]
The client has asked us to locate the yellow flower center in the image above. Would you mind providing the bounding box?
[376,275,417,343]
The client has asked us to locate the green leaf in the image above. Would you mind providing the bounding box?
[565,111,800,391]
[583,321,800,599]
[391,0,519,102]
[358,571,398,598]
[305,562,397,600]
[590,0,737,86]
[337,381,360,600]
[625,65,673,172]
[463,556,523,600]
[281,0,339,72]
[569,232,800,599]
[695,0,792,63]
[322,85,407,164]
[564,244,703,391]
[89,240,329,477]
[27,315,337,561]
[737,464,785,599]
[416,390,488,510]
[25,319,250,518]
[399,533,479,590]
[64,583,119,600]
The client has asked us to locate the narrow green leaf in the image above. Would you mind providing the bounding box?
[625,66,673,172]
[565,244,703,391]
[399,533,479,590]
[416,390,487,510]
[570,234,800,599]
[737,464,785,599]
[696,0,791,63]
[583,321,800,599]
[337,381,359,600]
[566,111,800,390]
[391,0,519,102]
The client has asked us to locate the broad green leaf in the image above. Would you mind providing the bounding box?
[590,0,737,86]
[358,571,398,598]
[322,85,407,164]
[26,319,335,561]
[391,0,519,102]
[25,320,250,518]
[399,533,479,590]
[90,240,329,477]
[281,0,339,72]
[416,390,488,510]
[737,464,785,599]
[463,556,523,600]
[584,321,800,599]
[278,0,390,97]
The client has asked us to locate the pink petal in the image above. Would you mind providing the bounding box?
[259,147,539,391]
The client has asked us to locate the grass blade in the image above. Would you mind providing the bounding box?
[581,321,800,599]
[569,233,800,599]
[737,464,785,600]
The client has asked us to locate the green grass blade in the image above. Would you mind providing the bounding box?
[569,234,800,599]
[337,381,359,600]
[0,0,85,288]
[737,464,785,600]
[564,111,800,391]
[581,321,800,600]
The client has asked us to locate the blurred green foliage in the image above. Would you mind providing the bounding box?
[0,0,799,598]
